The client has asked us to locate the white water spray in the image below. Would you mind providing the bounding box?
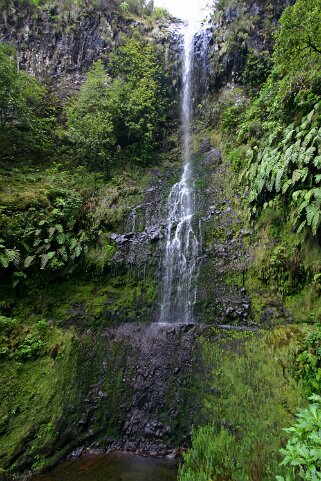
[159,23,199,324]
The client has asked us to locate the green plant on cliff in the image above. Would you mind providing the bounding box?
[242,102,321,236]
[295,324,321,394]
[274,0,321,76]
[0,43,55,160]
[0,165,105,285]
[223,0,321,244]
[110,37,167,161]
[67,39,167,172]
[178,329,305,481]
[66,60,117,177]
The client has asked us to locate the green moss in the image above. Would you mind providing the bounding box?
[178,326,307,481]
[0,325,140,474]
[0,327,73,471]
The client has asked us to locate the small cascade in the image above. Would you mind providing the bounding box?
[159,23,200,325]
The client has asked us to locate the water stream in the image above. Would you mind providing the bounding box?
[159,23,199,325]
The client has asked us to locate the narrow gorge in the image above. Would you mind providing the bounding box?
[1,1,321,480]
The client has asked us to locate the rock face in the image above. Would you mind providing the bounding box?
[0,0,295,98]
[203,0,295,89]
[0,4,181,96]
[0,322,204,474]
[111,323,203,453]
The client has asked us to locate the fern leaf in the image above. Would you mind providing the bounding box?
[298,200,309,215]
[56,233,66,245]
[48,227,56,239]
[297,220,307,234]
[303,146,316,164]
[307,108,316,123]
[40,253,49,270]
[306,203,319,226]
[24,256,35,268]
[59,246,68,261]
[6,249,20,267]
[275,167,285,192]
[304,190,314,202]
[292,190,304,202]
[297,129,308,140]
[283,129,295,145]
[0,254,10,268]
[282,179,292,194]
[314,188,321,203]
[312,210,320,236]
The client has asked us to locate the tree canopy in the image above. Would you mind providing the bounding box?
[274,0,321,75]
[0,43,55,160]
[66,39,168,174]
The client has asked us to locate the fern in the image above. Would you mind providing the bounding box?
[297,220,307,233]
[40,253,49,270]
[275,167,285,192]
[314,188,321,203]
[311,209,320,236]
[282,179,292,194]
[283,129,295,145]
[306,203,319,226]
[56,233,66,245]
[59,246,68,261]
[24,256,35,268]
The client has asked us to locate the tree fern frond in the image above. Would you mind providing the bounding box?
[297,220,307,234]
[306,203,319,226]
[312,210,320,236]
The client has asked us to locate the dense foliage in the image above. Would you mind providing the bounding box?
[277,395,321,481]
[0,43,55,160]
[66,39,167,173]
[181,1,321,480]
[0,24,168,287]
[178,329,305,481]
[0,0,170,19]
[217,0,321,241]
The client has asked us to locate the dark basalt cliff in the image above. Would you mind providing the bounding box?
[201,0,295,89]
[0,3,181,97]
[0,0,294,97]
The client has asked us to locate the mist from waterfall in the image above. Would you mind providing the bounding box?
[159,23,199,324]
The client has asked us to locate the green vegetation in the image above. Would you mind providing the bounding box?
[230,0,321,239]
[0,43,55,161]
[0,324,137,474]
[180,1,321,479]
[2,0,321,478]
[203,0,321,316]
[0,28,168,287]
[67,39,167,173]
[0,0,171,19]
[178,327,306,481]
[277,395,321,481]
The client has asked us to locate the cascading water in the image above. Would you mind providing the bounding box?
[159,23,199,325]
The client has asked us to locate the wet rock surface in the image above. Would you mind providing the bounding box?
[193,140,253,326]
[64,323,204,458]
[111,322,204,453]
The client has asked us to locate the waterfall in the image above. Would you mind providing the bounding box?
[159,23,199,325]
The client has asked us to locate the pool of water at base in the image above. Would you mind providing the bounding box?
[32,452,179,481]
